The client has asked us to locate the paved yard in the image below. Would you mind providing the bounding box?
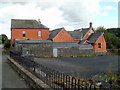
[34,55,119,79]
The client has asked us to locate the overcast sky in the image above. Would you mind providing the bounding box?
[0,0,119,39]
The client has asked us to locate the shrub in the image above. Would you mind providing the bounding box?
[4,39,11,48]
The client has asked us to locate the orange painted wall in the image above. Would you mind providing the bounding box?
[11,28,49,45]
[93,34,107,52]
[53,29,74,42]
[74,40,81,43]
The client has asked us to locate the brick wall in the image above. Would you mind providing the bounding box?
[94,34,107,52]
[12,28,49,45]
[53,29,74,42]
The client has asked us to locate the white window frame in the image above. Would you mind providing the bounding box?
[38,31,42,37]
[22,31,26,37]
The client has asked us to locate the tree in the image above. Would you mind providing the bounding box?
[96,26,107,33]
[96,26,120,49]
[107,28,120,37]
[0,34,8,44]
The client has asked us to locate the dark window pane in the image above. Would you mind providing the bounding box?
[98,43,102,48]
[23,34,26,37]
[22,31,26,37]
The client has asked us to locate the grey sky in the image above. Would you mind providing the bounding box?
[0,0,118,38]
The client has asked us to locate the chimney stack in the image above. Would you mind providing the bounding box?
[89,22,92,28]
[38,19,41,24]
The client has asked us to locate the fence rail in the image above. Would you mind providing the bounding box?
[10,51,115,90]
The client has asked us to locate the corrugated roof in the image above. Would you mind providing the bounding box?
[79,44,93,49]
[88,32,104,43]
[53,42,93,49]
[48,28,63,40]
[16,40,52,44]
[53,42,79,48]
[16,40,93,49]
[11,19,49,29]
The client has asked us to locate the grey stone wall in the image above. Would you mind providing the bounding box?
[27,43,53,57]
[58,48,95,57]
[15,42,53,57]
[15,40,96,57]
[95,51,107,56]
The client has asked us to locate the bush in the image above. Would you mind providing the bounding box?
[0,34,8,44]
[4,39,11,48]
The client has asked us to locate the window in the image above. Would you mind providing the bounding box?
[98,43,102,48]
[38,31,42,37]
[22,31,26,37]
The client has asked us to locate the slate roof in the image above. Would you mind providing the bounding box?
[48,28,64,40]
[82,28,90,36]
[68,30,82,40]
[88,32,104,43]
[11,19,49,29]
[68,28,92,40]
[80,28,95,37]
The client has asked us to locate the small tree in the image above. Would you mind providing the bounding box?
[0,34,8,44]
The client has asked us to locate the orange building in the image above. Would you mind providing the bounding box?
[48,28,74,42]
[11,19,49,45]
[88,32,107,52]
[11,19,106,53]
[67,23,107,52]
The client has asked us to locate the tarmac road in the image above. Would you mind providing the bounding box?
[34,55,119,79]
[2,54,29,89]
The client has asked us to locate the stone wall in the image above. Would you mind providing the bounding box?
[15,40,53,57]
[15,40,95,57]
[58,48,95,57]
[23,43,53,57]
[95,51,107,56]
